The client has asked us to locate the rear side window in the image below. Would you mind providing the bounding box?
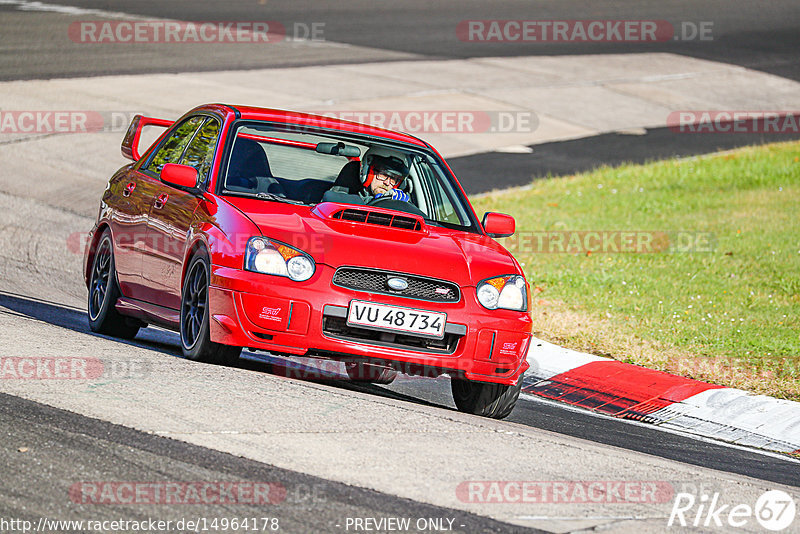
[181,118,221,186]
[145,116,205,173]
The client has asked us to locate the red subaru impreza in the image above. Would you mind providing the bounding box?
[84,104,531,418]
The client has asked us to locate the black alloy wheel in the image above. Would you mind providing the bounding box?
[180,251,241,364]
[87,229,140,339]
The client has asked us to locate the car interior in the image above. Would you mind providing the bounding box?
[221,128,471,227]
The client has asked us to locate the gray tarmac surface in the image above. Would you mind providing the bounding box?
[1,1,799,532]
[1,0,799,81]
[0,391,525,533]
[3,290,799,490]
[2,288,797,533]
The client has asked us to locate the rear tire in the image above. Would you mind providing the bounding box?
[87,230,140,339]
[451,377,522,419]
[180,250,241,365]
[345,362,398,385]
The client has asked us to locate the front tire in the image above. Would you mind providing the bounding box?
[451,377,522,419]
[87,230,140,339]
[180,250,241,365]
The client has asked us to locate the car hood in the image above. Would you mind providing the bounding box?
[223,198,521,285]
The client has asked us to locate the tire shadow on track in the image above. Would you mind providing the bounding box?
[0,290,453,412]
[237,350,454,411]
[0,290,185,357]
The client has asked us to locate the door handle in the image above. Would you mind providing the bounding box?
[153,193,169,209]
[122,182,136,197]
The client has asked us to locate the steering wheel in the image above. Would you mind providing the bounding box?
[367,195,427,217]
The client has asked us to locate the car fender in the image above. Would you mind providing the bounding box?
[83,221,112,288]
[182,195,261,284]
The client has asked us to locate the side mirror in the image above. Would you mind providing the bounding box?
[161,163,199,190]
[482,212,515,238]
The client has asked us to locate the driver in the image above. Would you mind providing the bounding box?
[364,155,410,200]
[322,148,410,205]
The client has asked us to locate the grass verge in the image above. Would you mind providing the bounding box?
[470,141,800,400]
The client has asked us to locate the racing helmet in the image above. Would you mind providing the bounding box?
[360,147,410,190]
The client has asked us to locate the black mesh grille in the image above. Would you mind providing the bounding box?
[322,316,460,354]
[333,267,460,302]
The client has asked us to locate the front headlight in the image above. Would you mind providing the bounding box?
[245,237,315,282]
[477,275,528,311]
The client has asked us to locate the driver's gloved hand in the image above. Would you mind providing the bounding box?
[375,189,409,202]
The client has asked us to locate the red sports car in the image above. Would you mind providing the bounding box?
[84,104,532,418]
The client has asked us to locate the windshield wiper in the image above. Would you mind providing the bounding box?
[222,190,306,205]
[255,192,306,204]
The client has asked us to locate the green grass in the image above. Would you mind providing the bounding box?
[470,141,800,399]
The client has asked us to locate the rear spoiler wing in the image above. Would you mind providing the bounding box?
[121,114,174,161]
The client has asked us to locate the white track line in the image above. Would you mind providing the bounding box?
[0,0,150,19]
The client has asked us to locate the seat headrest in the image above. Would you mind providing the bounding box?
[227,138,272,188]
[332,160,362,194]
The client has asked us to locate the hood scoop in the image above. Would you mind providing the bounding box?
[331,208,423,232]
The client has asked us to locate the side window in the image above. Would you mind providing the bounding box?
[416,158,462,224]
[181,118,221,185]
[145,116,205,173]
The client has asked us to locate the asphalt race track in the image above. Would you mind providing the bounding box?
[1,1,799,532]
[3,0,799,81]
[4,0,799,190]
[2,290,799,489]
[2,289,799,532]
[0,391,519,534]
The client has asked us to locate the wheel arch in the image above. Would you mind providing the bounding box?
[84,222,112,288]
[181,237,211,289]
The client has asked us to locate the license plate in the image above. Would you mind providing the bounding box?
[347,300,447,339]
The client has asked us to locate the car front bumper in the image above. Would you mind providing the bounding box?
[208,264,531,385]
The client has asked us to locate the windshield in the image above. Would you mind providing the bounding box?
[219,122,478,231]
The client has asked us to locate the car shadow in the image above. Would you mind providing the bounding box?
[0,290,180,356]
[0,290,452,412]
[237,351,451,410]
